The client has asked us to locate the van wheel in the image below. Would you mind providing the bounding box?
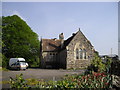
[9,67,11,70]
[17,68,20,70]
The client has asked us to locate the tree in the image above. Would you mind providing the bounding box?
[2,15,40,68]
[0,16,2,67]
[87,51,112,73]
[91,52,106,72]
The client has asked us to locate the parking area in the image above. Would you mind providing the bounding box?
[2,68,85,88]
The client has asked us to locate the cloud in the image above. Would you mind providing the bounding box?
[11,10,26,21]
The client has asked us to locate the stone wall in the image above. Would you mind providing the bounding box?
[41,52,58,69]
[66,46,75,69]
[66,31,94,69]
[75,60,90,68]
[40,30,95,69]
[40,52,47,68]
[59,49,67,69]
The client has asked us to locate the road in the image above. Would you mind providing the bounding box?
[2,68,85,88]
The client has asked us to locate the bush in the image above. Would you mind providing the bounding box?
[10,73,29,88]
[0,53,2,67]
[56,72,112,88]
[9,72,112,89]
[90,52,105,72]
[88,52,112,73]
[2,55,9,68]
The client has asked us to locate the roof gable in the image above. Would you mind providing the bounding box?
[63,29,93,48]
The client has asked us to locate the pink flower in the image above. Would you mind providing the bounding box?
[102,74,106,77]
[87,74,90,77]
[105,83,108,85]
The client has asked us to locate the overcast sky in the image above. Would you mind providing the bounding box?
[2,2,118,55]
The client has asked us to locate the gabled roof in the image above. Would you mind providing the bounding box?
[62,29,93,49]
[41,29,93,52]
[41,39,61,52]
[62,32,77,49]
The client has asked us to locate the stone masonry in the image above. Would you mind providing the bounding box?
[40,28,95,69]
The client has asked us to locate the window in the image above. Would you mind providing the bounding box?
[79,48,83,59]
[76,48,79,59]
[83,49,87,59]
[74,43,88,60]
[50,53,52,55]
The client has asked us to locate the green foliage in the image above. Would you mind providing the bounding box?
[104,56,112,73]
[57,72,112,88]
[2,15,40,67]
[1,67,9,71]
[9,72,112,88]
[26,78,39,86]
[0,52,1,67]
[86,52,112,76]
[0,17,2,67]
[2,54,9,68]
[91,52,106,72]
[10,73,28,88]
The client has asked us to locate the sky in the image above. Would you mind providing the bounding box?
[118,2,120,59]
[2,2,118,55]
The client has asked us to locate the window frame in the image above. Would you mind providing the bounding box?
[76,48,79,59]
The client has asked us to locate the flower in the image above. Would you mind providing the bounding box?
[101,72,105,76]
[105,83,108,85]
[87,74,90,77]
[82,76,85,80]
[102,74,106,77]
[93,72,100,77]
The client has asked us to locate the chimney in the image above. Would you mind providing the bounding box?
[59,33,64,48]
[59,33,64,40]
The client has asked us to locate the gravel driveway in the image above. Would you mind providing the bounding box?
[2,68,85,88]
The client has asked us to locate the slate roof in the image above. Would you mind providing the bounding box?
[61,33,76,49]
[42,39,61,51]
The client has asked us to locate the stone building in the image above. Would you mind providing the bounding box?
[40,28,95,69]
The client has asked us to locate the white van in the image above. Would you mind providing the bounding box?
[9,58,28,70]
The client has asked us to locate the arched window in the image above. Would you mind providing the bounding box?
[79,48,82,59]
[76,48,79,59]
[83,49,87,59]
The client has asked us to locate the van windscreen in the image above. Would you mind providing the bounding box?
[20,62,26,65]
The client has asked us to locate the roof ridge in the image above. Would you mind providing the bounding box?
[42,38,60,40]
